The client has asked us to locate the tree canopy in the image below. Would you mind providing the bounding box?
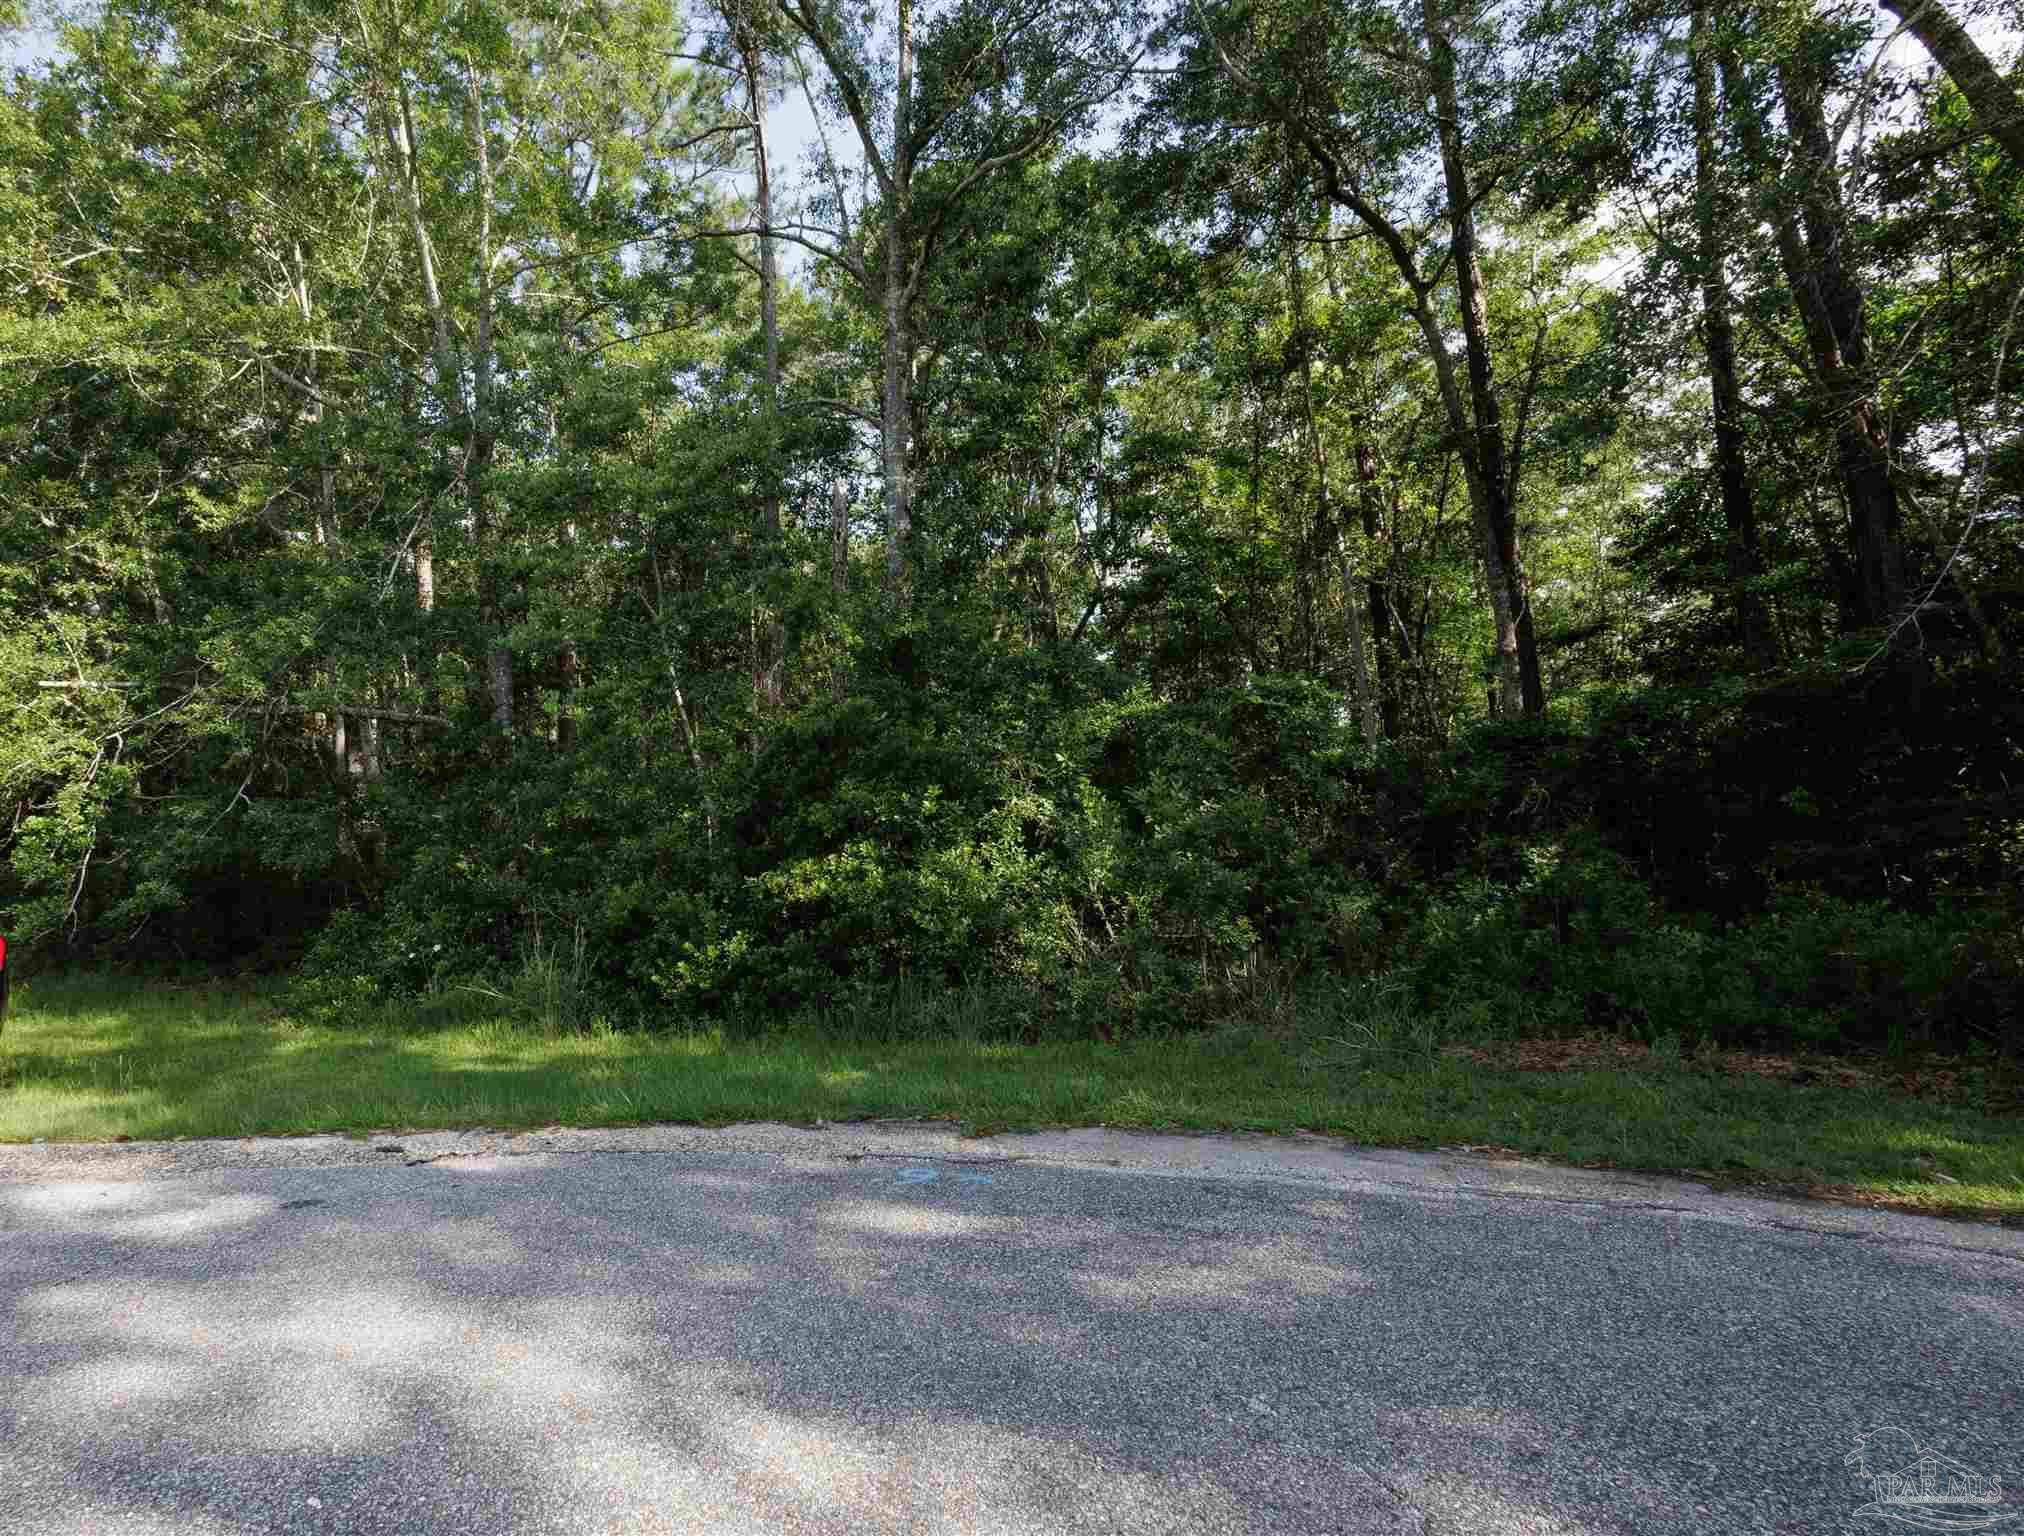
[3,0,2020,1047]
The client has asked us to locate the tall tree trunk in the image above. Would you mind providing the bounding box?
[1716,39,1860,616]
[1353,437,1400,739]
[383,78,459,421]
[1008,446,1062,647]
[361,701,380,780]
[1719,25,1904,628]
[1773,38,1906,627]
[1422,0,1545,715]
[1383,277,1517,708]
[1340,541,1377,745]
[1285,221,1317,673]
[743,27,786,710]
[466,62,514,729]
[878,295,913,598]
[331,707,349,786]
[402,362,433,752]
[557,643,580,749]
[558,519,580,751]
[1286,224,1378,743]
[780,0,1076,610]
[882,0,915,597]
[669,666,717,849]
[1241,70,1525,715]
[406,362,435,620]
[830,476,850,699]
[1691,0,1776,666]
[745,40,781,488]
[1319,237,1397,736]
[1879,0,2024,176]
[288,244,359,790]
[831,477,850,595]
[381,66,503,722]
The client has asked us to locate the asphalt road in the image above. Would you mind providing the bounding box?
[2,1123,2020,1535]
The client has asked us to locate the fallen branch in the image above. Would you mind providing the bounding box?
[37,682,450,727]
[266,703,452,727]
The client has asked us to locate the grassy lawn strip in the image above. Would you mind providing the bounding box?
[3,973,2020,1221]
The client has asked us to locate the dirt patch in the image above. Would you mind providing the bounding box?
[1444,1037,1652,1074]
[1441,1034,2005,1105]
[1765,1180,2024,1228]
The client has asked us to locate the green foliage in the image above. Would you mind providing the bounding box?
[1394,664,2024,1055]
[4,0,2021,1078]
[283,625,1390,1038]
[1406,843,2023,1055]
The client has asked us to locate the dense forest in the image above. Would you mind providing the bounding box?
[1,0,2020,1051]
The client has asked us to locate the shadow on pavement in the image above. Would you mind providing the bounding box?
[3,1151,2020,1534]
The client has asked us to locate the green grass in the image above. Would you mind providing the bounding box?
[2,971,2021,1221]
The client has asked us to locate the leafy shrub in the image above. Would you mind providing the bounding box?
[263,626,2019,1058]
[285,624,1394,1036]
[1580,662,2024,912]
[1403,830,2023,1054]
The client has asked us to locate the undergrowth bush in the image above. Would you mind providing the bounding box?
[267,641,2024,1059]
[1403,838,2023,1055]
[296,630,1390,1038]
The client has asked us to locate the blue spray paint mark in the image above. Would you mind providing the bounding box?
[894,1166,997,1187]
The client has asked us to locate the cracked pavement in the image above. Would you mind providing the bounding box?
[2,1123,2021,1534]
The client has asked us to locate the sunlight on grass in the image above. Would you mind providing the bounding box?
[2,972,2021,1218]
[1088,1082,1150,1111]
